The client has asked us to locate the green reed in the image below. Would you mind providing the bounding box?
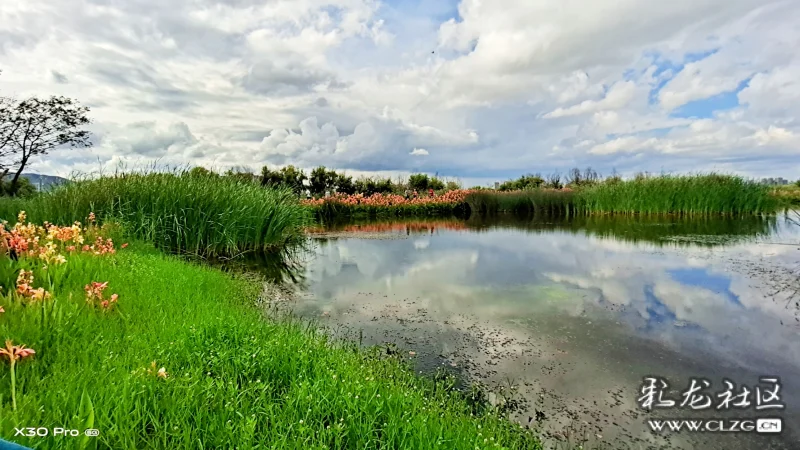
[465,174,776,217]
[575,174,776,215]
[0,171,311,258]
[465,190,577,216]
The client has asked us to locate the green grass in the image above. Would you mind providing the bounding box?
[465,174,777,217]
[0,244,541,449]
[0,172,311,258]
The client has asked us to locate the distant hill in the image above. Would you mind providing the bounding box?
[18,173,70,191]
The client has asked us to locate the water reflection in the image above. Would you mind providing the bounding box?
[312,213,780,247]
[289,213,800,448]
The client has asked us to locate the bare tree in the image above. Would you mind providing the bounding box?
[0,96,92,195]
[0,96,21,180]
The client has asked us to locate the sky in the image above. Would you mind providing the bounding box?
[1,0,798,186]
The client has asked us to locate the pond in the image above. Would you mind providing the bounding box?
[267,213,800,449]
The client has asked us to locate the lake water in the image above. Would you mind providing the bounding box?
[267,213,800,449]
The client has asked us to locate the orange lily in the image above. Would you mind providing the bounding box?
[0,340,36,411]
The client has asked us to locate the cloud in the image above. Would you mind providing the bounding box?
[543,81,638,118]
[258,112,477,171]
[1,0,798,179]
[50,70,68,84]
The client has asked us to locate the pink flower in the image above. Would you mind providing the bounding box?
[121,243,128,249]
[0,340,35,362]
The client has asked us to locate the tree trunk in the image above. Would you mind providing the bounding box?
[9,157,27,196]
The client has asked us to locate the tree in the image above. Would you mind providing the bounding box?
[332,172,355,195]
[0,96,92,195]
[224,166,258,184]
[428,177,445,190]
[187,166,218,178]
[545,172,562,189]
[497,173,544,191]
[408,173,430,191]
[0,176,36,198]
[278,165,307,195]
[445,180,461,191]
[309,166,337,196]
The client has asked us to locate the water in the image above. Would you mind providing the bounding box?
[267,213,800,449]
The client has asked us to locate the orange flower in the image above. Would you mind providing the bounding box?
[1,340,36,411]
[15,270,52,302]
[0,340,35,362]
[85,281,118,310]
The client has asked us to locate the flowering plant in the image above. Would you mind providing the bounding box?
[0,340,36,410]
[302,189,474,208]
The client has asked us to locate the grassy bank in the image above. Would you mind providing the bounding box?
[0,235,541,448]
[466,174,777,217]
[0,172,311,258]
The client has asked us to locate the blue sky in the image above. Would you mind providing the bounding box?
[1,0,798,185]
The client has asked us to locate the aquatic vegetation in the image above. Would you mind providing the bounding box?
[0,172,311,258]
[466,189,577,216]
[575,174,776,215]
[772,184,800,206]
[467,174,776,216]
[305,189,474,219]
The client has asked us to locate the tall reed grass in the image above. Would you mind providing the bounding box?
[0,172,311,257]
[575,174,777,215]
[466,189,577,216]
[465,174,776,217]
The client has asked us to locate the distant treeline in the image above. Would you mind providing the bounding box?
[189,165,461,197]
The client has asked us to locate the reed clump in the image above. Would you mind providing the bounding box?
[0,171,311,257]
[465,174,776,217]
